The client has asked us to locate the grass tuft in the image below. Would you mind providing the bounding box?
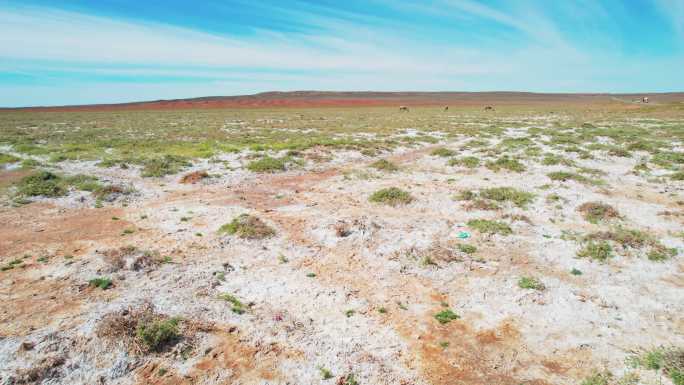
[219,214,275,239]
[434,309,460,324]
[578,202,620,224]
[467,219,512,235]
[369,187,413,206]
[247,156,286,172]
[479,187,535,208]
[369,159,399,172]
[518,276,545,290]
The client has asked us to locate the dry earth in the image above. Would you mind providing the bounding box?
[0,104,683,385]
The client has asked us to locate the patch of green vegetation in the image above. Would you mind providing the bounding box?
[479,187,535,208]
[88,277,112,290]
[217,293,246,314]
[541,154,574,166]
[378,307,387,314]
[318,367,333,380]
[467,219,512,235]
[448,156,480,168]
[369,159,399,172]
[434,309,460,324]
[577,241,613,262]
[65,174,102,191]
[1,258,24,271]
[431,147,456,157]
[671,171,684,181]
[486,156,526,172]
[647,247,677,262]
[439,341,450,348]
[306,272,317,278]
[580,371,612,385]
[16,171,66,197]
[518,276,545,290]
[607,146,631,157]
[457,244,477,254]
[547,171,597,185]
[0,153,20,165]
[345,309,355,317]
[246,156,286,172]
[571,268,583,276]
[136,317,180,352]
[455,190,476,201]
[141,155,191,177]
[219,214,275,239]
[369,187,413,206]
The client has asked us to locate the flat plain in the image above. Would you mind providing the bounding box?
[1,96,683,385]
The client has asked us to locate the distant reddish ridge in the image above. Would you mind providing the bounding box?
[4,91,684,111]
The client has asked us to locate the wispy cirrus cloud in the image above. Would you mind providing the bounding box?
[0,0,682,106]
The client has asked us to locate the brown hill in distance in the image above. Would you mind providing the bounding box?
[4,91,684,111]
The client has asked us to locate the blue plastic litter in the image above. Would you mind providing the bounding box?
[457,231,471,239]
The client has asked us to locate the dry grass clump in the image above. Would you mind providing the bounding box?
[13,355,65,384]
[101,246,160,272]
[97,303,196,354]
[431,147,456,157]
[179,170,209,184]
[219,214,276,239]
[583,227,677,261]
[578,202,621,224]
[463,199,500,211]
[369,159,399,172]
[448,156,480,168]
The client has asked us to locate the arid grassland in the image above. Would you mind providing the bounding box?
[1,102,683,385]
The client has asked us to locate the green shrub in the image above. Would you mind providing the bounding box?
[479,187,535,208]
[467,219,512,235]
[671,171,684,181]
[217,293,246,314]
[577,241,613,262]
[0,153,20,165]
[457,244,477,254]
[448,156,480,168]
[247,156,286,172]
[486,156,525,172]
[219,214,275,239]
[16,171,65,197]
[518,276,545,290]
[431,148,456,157]
[547,171,594,184]
[142,155,190,177]
[136,318,180,352]
[369,187,413,206]
[434,309,460,324]
[89,277,112,290]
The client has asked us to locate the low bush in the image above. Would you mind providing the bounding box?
[219,214,275,239]
[369,187,413,206]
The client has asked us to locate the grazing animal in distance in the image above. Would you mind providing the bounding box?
[444,106,449,111]
[642,97,649,103]
[484,106,494,111]
[399,106,409,112]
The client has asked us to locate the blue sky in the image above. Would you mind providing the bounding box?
[1,0,683,107]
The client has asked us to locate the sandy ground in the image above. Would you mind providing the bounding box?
[0,120,683,385]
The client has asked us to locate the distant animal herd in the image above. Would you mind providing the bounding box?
[398,105,495,112]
